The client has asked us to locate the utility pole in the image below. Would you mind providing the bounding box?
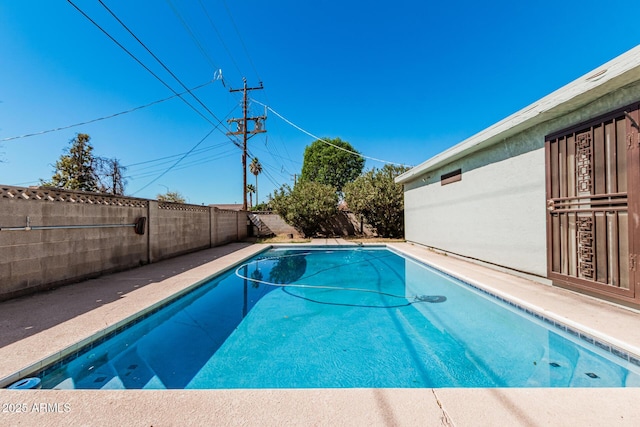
[227,78,266,211]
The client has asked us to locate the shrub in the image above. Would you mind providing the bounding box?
[344,164,409,238]
[271,181,338,237]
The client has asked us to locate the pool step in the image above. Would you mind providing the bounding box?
[50,346,167,390]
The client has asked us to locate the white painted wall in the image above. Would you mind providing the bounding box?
[404,147,547,276]
[402,76,640,279]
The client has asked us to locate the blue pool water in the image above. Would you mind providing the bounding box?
[38,247,640,389]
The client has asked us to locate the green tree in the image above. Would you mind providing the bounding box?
[246,184,256,209]
[343,164,409,238]
[270,181,338,237]
[300,137,364,192]
[249,157,263,205]
[157,190,186,203]
[42,133,99,191]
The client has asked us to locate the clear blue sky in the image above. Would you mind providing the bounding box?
[1,1,638,205]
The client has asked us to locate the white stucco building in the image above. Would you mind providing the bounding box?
[397,45,640,307]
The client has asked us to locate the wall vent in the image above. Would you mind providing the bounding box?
[441,169,462,185]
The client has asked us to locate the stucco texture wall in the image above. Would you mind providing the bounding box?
[405,147,546,276]
[403,81,640,278]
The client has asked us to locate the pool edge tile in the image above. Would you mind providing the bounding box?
[387,243,640,368]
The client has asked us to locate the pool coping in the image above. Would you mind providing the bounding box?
[2,241,640,425]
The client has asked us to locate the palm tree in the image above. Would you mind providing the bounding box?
[249,157,263,207]
[246,184,256,209]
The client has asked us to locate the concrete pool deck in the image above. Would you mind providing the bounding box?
[1,240,639,426]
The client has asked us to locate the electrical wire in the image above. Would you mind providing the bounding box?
[250,159,282,189]
[196,0,243,81]
[244,148,289,188]
[251,99,412,167]
[215,3,297,176]
[127,153,230,179]
[254,123,299,178]
[125,142,228,169]
[66,2,319,198]
[126,153,237,181]
[126,147,237,180]
[250,139,302,169]
[1,80,216,142]
[129,127,216,195]
[127,104,239,194]
[66,0,219,128]
[8,180,40,187]
[165,0,221,73]
[96,0,227,131]
[221,0,262,85]
[195,0,298,180]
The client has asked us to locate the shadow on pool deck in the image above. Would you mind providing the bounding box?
[0,242,254,348]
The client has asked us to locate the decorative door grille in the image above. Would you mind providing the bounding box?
[545,104,640,305]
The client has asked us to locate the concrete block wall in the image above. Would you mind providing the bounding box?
[253,212,300,237]
[252,211,375,238]
[213,208,240,245]
[150,202,211,262]
[236,210,248,241]
[0,186,248,300]
[0,189,148,299]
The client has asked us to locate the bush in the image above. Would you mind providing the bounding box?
[344,164,409,238]
[271,181,338,237]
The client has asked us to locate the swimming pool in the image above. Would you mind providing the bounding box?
[36,246,640,389]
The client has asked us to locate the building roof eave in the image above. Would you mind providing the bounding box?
[396,45,640,185]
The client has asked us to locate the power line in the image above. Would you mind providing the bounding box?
[126,148,230,175]
[216,1,295,173]
[227,79,266,211]
[251,99,412,167]
[125,142,228,168]
[200,0,297,181]
[259,125,298,175]
[96,0,227,130]
[241,151,284,190]
[128,106,240,192]
[130,127,217,196]
[126,148,237,180]
[244,147,289,189]
[66,0,220,128]
[165,0,222,75]
[8,180,40,187]
[196,0,243,81]
[257,160,287,189]
[221,0,262,84]
[1,80,216,142]
[257,145,301,165]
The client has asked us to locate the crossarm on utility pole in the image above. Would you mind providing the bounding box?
[226,78,266,211]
